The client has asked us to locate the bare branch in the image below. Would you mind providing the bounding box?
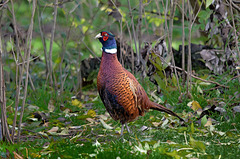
[37,3,49,77]
[127,0,139,65]
[17,0,37,142]
[48,0,58,87]
[181,0,186,85]
[0,21,13,144]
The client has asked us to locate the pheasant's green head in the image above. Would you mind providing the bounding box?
[95,31,117,54]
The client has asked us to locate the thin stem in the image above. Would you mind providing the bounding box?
[127,0,139,65]
[9,0,22,142]
[37,3,49,77]
[181,0,185,85]
[48,0,58,87]
[17,0,37,142]
[0,24,13,144]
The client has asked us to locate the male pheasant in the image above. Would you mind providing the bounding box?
[96,31,184,135]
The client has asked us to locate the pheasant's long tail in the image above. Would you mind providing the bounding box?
[149,102,184,122]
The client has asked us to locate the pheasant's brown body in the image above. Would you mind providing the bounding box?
[97,52,149,124]
[96,31,183,135]
[97,52,183,127]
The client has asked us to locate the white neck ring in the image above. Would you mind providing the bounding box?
[101,48,117,54]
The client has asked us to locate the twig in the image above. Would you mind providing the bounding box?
[69,1,81,14]
[168,0,181,93]
[109,0,124,65]
[37,3,49,77]
[81,40,100,61]
[0,0,9,10]
[0,26,13,144]
[173,66,229,88]
[9,36,36,92]
[186,0,203,94]
[127,0,139,65]
[60,13,72,94]
[17,0,37,142]
[137,0,143,69]
[9,0,23,142]
[181,0,186,85]
[126,22,134,73]
[17,56,40,65]
[227,0,240,12]
[225,74,240,84]
[48,0,58,87]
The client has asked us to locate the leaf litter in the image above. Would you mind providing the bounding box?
[8,86,240,158]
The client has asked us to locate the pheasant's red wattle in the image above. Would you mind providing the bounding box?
[103,36,108,41]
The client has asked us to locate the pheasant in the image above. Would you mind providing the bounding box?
[95,31,184,135]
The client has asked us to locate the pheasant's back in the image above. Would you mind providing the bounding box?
[97,52,149,124]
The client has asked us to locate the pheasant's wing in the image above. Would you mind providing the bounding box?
[123,68,150,113]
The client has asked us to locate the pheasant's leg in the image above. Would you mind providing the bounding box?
[125,123,131,133]
[120,124,125,136]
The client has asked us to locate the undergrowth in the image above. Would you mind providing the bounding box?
[1,73,240,158]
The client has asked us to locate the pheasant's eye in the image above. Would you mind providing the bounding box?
[104,33,108,36]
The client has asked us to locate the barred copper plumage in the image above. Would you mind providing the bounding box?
[96,31,184,135]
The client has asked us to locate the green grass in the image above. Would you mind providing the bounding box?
[1,73,240,158]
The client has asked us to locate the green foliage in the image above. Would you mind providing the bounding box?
[198,8,213,30]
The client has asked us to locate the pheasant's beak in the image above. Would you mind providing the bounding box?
[95,33,102,39]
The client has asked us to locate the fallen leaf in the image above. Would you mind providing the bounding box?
[189,136,206,152]
[99,119,113,130]
[191,123,195,134]
[59,128,69,135]
[201,116,208,126]
[152,122,161,127]
[216,131,225,136]
[134,145,147,154]
[92,140,101,147]
[140,126,148,131]
[69,126,81,129]
[47,127,59,133]
[204,118,213,126]
[87,109,96,118]
[192,101,202,111]
[57,117,66,122]
[63,108,71,113]
[197,86,203,94]
[27,105,39,111]
[98,114,108,120]
[198,82,211,86]
[13,151,24,159]
[48,100,55,112]
[233,106,240,113]
[86,118,95,123]
[161,119,169,128]
[71,99,82,108]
